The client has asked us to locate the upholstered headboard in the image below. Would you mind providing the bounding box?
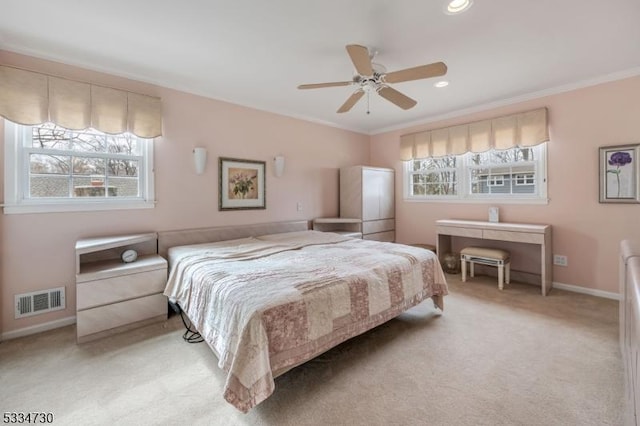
[157,220,310,259]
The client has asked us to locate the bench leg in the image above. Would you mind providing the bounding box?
[506,262,511,284]
[461,257,467,282]
[498,265,504,290]
[470,261,475,278]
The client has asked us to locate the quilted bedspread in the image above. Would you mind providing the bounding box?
[164,231,448,412]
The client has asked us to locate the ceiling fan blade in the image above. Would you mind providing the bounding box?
[346,44,373,76]
[297,81,352,89]
[378,86,417,110]
[384,62,447,84]
[337,90,365,113]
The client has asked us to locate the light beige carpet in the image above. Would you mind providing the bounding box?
[0,274,623,426]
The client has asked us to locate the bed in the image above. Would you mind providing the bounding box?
[160,221,448,412]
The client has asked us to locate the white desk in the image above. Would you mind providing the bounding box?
[436,219,553,295]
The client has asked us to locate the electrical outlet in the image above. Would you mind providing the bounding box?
[296,202,302,212]
[553,255,568,267]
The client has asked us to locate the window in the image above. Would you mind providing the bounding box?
[4,121,155,213]
[487,176,505,187]
[404,144,547,203]
[514,173,535,186]
[410,155,458,196]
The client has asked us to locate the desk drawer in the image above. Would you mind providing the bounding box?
[437,226,482,239]
[483,229,544,244]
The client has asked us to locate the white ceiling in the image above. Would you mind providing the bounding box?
[2,0,640,134]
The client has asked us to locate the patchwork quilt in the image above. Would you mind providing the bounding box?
[164,230,448,412]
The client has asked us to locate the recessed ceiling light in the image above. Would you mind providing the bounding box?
[434,81,449,88]
[445,0,473,15]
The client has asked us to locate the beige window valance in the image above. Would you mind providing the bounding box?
[0,65,162,138]
[400,107,548,160]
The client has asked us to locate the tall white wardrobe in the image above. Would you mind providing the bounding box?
[340,165,395,242]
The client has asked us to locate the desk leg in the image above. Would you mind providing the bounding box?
[541,233,553,296]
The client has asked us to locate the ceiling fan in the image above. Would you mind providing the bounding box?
[297,44,447,113]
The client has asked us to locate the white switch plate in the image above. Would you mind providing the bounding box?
[488,207,499,223]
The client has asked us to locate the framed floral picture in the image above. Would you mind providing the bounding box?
[599,144,640,203]
[219,157,266,210]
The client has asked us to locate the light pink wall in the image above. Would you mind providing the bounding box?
[2,49,637,335]
[371,76,640,294]
[0,51,370,334]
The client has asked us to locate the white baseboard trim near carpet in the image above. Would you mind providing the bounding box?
[1,316,76,341]
[553,281,620,301]
[471,265,620,300]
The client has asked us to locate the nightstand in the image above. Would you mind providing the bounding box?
[75,233,168,343]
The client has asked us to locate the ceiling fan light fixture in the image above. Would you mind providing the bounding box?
[361,79,379,93]
[434,80,449,88]
[445,0,473,15]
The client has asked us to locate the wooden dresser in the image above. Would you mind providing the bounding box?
[75,233,168,343]
[339,165,395,242]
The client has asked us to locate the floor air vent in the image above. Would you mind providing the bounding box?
[15,287,65,319]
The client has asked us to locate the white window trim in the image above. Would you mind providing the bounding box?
[403,144,548,204]
[3,121,156,214]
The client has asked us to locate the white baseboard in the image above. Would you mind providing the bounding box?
[1,316,76,341]
[552,281,620,301]
[468,265,620,300]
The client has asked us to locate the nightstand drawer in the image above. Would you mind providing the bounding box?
[77,268,167,310]
[76,293,167,338]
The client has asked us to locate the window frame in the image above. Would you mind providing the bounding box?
[3,120,155,214]
[403,143,548,204]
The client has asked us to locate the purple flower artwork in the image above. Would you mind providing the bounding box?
[606,150,633,198]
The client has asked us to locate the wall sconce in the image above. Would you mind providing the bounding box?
[274,155,285,177]
[193,147,207,175]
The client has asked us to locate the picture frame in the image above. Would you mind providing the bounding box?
[219,157,266,210]
[599,144,640,203]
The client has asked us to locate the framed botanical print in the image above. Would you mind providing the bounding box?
[599,144,640,203]
[219,157,266,210]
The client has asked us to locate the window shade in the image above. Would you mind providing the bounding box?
[400,107,548,160]
[0,65,162,138]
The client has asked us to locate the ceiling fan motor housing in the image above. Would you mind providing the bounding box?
[354,63,387,92]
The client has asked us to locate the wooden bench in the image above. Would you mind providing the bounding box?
[461,246,511,290]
